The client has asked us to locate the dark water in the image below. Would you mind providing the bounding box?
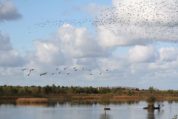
[0,102,178,119]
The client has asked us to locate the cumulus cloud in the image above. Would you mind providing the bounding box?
[0,32,12,50]
[128,45,158,63]
[97,25,149,48]
[0,50,25,67]
[28,40,72,68]
[0,0,21,21]
[58,24,107,58]
[27,24,108,70]
[35,41,66,65]
[159,47,178,62]
[0,31,26,67]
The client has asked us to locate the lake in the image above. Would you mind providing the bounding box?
[0,102,177,119]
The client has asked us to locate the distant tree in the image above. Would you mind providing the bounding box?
[147,95,156,103]
[148,86,155,93]
[128,90,134,96]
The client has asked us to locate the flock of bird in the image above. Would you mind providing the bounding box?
[94,2,178,26]
[27,1,178,44]
[21,66,110,77]
[33,1,178,28]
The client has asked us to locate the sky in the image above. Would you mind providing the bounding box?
[0,0,178,89]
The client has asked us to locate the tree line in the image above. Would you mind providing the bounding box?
[0,85,178,97]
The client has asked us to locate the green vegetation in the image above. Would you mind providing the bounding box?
[0,85,178,104]
[147,96,157,103]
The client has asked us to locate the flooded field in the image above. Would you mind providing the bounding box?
[0,101,178,119]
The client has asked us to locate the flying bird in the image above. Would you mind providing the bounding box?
[22,68,27,71]
[27,68,35,76]
[40,72,47,76]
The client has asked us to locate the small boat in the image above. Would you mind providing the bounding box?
[143,105,160,110]
[104,107,111,110]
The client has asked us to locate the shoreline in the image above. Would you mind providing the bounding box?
[1,94,178,105]
[1,85,178,105]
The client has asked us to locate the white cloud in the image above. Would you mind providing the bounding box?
[159,47,178,62]
[0,50,25,67]
[58,24,107,58]
[34,41,67,65]
[0,0,21,21]
[0,32,12,50]
[26,41,72,73]
[27,24,108,70]
[0,31,26,67]
[128,45,158,63]
[97,26,149,48]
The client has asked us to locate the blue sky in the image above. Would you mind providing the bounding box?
[0,0,178,89]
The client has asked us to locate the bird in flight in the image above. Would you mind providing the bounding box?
[40,72,48,76]
[22,68,27,71]
[27,68,35,76]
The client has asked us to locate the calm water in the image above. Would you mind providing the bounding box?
[0,102,178,119]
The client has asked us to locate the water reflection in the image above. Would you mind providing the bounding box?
[100,112,111,119]
[145,101,168,119]
[0,102,178,119]
[147,110,155,119]
[0,101,140,107]
[16,103,48,107]
[146,107,165,119]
